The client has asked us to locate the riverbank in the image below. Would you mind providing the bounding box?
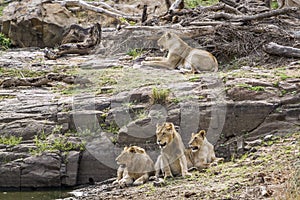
[63,132,300,200]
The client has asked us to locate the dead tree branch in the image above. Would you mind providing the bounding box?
[263,42,300,58]
[61,0,140,21]
[212,7,299,21]
[236,7,299,22]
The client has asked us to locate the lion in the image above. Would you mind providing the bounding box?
[185,130,223,171]
[113,146,155,187]
[155,122,192,178]
[141,32,218,73]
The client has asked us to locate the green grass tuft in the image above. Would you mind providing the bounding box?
[150,87,170,105]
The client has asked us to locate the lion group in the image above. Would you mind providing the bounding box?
[113,122,222,187]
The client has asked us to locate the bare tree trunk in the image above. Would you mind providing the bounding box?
[263,42,300,58]
[141,5,148,23]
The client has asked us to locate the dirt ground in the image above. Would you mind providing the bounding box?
[68,132,300,200]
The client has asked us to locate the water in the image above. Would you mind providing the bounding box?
[0,190,72,200]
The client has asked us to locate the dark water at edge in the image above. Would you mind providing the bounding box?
[0,189,72,200]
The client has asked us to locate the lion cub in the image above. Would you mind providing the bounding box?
[142,32,218,73]
[113,146,155,187]
[155,122,192,178]
[185,130,221,171]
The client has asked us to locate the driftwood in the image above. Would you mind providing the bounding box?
[44,23,101,59]
[263,42,300,58]
[0,73,91,88]
[169,0,184,12]
[211,6,299,21]
[61,0,140,21]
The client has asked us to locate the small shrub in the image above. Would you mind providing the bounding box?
[150,87,170,105]
[0,136,22,146]
[31,133,85,155]
[127,48,144,59]
[0,33,11,50]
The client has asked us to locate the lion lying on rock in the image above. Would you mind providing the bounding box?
[185,130,223,171]
[113,146,155,187]
[155,122,192,178]
[142,32,218,73]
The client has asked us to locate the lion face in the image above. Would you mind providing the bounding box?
[156,122,175,149]
[188,130,206,152]
[157,32,175,52]
[116,146,146,165]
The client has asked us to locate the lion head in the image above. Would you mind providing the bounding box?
[188,130,206,152]
[156,122,176,149]
[116,146,146,165]
[157,32,178,52]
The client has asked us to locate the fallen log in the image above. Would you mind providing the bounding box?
[212,6,299,21]
[263,42,300,58]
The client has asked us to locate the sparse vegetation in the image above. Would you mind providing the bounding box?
[236,83,265,92]
[0,135,22,146]
[150,87,170,105]
[279,168,300,200]
[80,132,300,199]
[127,48,144,59]
[0,94,15,101]
[0,33,11,50]
[0,67,47,78]
[185,0,219,8]
[30,128,85,155]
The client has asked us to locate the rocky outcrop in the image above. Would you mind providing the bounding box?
[1,0,77,47]
[0,48,299,188]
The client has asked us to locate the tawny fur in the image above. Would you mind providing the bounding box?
[185,130,223,171]
[155,122,192,178]
[113,146,155,187]
[142,32,218,73]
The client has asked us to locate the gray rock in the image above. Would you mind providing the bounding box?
[20,153,61,187]
[0,163,21,188]
[77,149,116,185]
[1,0,77,47]
[62,151,81,186]
[118,117,157,145]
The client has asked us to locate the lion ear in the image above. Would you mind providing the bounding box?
[136,148,145,154]
[166,32,172,39]
[191,133,195,137]
[129,146,136,153]
[199,130,206,138]
[165,122,173,130]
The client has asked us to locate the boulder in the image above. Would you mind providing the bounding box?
[0,163,21,188]
[20,153,61,187]
[77,149,117,185]
[1,0,77,47]
[61,151,81,187]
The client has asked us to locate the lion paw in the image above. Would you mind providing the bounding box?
[133,180,144,186]
[183,172,192,177]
